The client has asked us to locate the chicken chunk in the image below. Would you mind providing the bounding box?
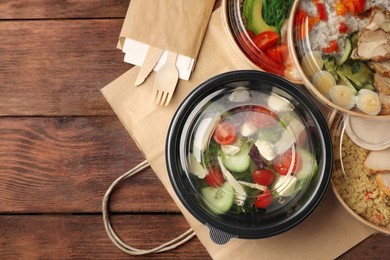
[351,29,390,61]
[366,9,390,32]
[351,10,390,62]
[368,61,390,77]
[365,148,390,174]
[374,73,390,95]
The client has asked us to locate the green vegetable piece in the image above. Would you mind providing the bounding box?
[247,0,276,35]
[201,182,235,215]
[222,141,251,173]
[322,55,339,81]
[262,0,294,34]
[362,83,375,91]
[349,61,374,89]
[336,61,374,93]
[243,0,254,21]
[336,38,352,65]
[351,61,361,74]
[295,148,318,181]
[350,32,359,49]
[336,69,358,95]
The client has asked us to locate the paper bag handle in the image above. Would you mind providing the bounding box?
[102,160,196,255]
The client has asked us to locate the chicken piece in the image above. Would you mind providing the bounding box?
[368,61,390,77]
[366,9,390,32]
[365,148,390,174]
[376,173,390,197]
[379,104,390,115]
[351,29,390,62]
[379,91,390,104]
[373,73,390,95]
[379,91,390,115]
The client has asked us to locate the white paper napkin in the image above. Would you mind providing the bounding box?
[122,38,196,80]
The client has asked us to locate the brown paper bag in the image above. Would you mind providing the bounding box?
[102,8,374,260]
[117,0,215,59]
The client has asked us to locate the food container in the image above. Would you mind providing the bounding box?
[330,114,390,235]
[221,0,302,83]
[166,70,333,243]
[288,0,390,118]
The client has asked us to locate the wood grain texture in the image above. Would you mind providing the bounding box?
[0,215,210,259]
[0,215,388,259]
[0,0,221,20]
[338,234,390,259]
[0,19,130,116]
[0,0,130,19]
[0,117,178,213]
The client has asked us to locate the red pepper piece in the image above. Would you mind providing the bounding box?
[316,2,328,21]
[338,22,349,33]
[322,40,339,53]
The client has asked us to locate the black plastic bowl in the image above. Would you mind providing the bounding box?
[166,70,332,242]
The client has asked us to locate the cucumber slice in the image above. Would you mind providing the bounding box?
[350,32,359,48]
[336,70,358,95]
[295,148,318,181]
[222,142,251,172]
[336,38,352,65]
[201,182,234,215]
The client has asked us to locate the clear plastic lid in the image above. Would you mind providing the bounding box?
[288,0,390,118]
[167,72,332,238]
[330,114,390,234]
[223,0,302,82]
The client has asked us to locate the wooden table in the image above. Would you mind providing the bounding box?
[0,0,389,258]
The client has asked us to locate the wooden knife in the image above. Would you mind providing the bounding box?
[134,46,164,86]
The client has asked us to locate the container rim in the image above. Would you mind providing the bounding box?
[166,70,333,239]
[286,0,390,120]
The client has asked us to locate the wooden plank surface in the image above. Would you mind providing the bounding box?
[0,117,178,213]
[0,19,129,116]
[0,215,210,259]
[0,0,389,259]
[0,0,129,19]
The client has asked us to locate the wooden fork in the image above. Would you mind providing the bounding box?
[151,51,179,106]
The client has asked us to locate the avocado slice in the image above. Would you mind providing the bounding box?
[243,0,253,21]
[246,0,276,35]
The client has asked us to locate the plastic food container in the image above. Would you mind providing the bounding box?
[288,0,390,118]
[166,70,333,243]
[330,114,390,235]
[222,0,302,83]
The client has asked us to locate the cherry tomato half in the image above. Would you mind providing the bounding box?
[254,189,273,209]
[213,122,236,145]
[272,149,302,175]
[252,31,279,52]
[237,31,286,76]
[252,169,276,186]
[256,53,286,76]
[247,112,276,129]
[250,105,276,116]
[205,166,225,187]
[267,44,289,64]
[246,106,277,128]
